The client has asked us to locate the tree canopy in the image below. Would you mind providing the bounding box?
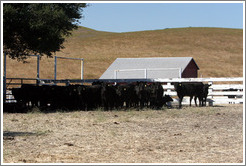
[3,3,87,61]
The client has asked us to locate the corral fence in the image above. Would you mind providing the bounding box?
[3,77,243,106]
[3,52,84,103]
[154,77,244,106]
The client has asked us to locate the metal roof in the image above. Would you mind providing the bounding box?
[99,57,199,79]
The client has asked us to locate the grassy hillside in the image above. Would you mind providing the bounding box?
[5,27,243,80]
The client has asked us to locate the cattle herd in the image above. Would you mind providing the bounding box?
[10,81,210,111]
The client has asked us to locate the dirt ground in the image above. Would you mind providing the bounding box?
[2,104,244,163]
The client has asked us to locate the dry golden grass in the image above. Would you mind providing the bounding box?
[3,105,243,163]
[5,27,243,80]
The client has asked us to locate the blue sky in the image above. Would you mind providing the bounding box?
[79,2,244,32]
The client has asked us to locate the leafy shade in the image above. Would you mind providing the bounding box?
[3,3,87,61]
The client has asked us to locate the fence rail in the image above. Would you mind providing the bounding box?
[162,91,244,96]
[154,77,243,82]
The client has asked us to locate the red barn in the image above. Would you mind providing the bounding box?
[180,58,199,78]
[100,57,199,79]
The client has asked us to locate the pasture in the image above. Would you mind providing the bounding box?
[5,27,243,79]
[3,104,243,163]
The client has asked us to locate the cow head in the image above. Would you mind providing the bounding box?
[163,94,173,102]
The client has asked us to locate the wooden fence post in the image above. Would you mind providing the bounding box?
[36,55,40,85]
[3,52,7,103]
[208,81,213,106]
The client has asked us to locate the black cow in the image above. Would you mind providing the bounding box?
[20,84,43,107]
[39,85,56,108]
[149,82,164,109]
[11,87,23,106]
[116,83,138,109]
[196,84,211,106]
[12,84,47,108]
[85,84,102,110]
[38,85,65,109]
[174,82,204,108]
[101,82,118,110]
[162,94,173,108]
[134,82,150,109]
[66,85,85,110]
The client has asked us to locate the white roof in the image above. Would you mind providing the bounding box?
[100,57,198,79]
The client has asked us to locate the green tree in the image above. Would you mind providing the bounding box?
[3,3,87,61]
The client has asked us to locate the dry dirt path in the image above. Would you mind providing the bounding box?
[3,105,243,163]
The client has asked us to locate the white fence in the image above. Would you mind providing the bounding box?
[157,77,244,105]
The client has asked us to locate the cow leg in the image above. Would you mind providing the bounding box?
[197,96,202,107]
[203,96,207,106]
[178,96,183,109]
[194,96,198,107]
[140,100,144,109]
[125,101,129,109]
[109,101,114,110]
[198,96,202,107]
[28,101,31,108]
[190,96,193,107]
[102,100,108,111]
[104,103,108,111]
[119,100,123,109]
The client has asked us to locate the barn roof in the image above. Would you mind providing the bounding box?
[99,57,199,79]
